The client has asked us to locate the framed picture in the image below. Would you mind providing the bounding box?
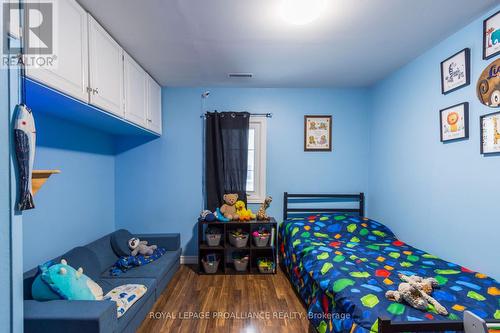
[480,111,500,154]
[476,57,500,108]
[304,115,332,151]
[440,102,469,142]
[483,10,500,60]
[440,48,470,94]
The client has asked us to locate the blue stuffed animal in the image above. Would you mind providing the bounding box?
[32,259,103,301]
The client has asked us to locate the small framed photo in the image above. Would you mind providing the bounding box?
[483,10,500,60]
[440,48,470,94]
[480,111,500,154]
[440,102,469,142]
[304,115,332,151]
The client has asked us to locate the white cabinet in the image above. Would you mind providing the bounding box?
[26,0,89,102]
[88,15,124,117]
[124,53,147,127]
[146,75,162,134]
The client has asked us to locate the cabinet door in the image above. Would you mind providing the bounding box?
[25,0,89,102]
[124,53,147,127]
[88,15,124,117]
[146,75,162,134]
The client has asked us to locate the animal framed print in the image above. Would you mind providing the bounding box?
[483,10,500,60]
[440,48,470,95]
[440,102,469,143]
[304,115,332,151]
[480,111,500,154]
[477,57,500,108]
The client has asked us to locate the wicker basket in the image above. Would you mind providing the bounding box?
[257,258,275,274]
[253,234,270,247]
[206,233,222,247]
[229,233,248,248]
[233,258,249,272]
[202,259,220,274]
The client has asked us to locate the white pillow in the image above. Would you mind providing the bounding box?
[103,284,147,318]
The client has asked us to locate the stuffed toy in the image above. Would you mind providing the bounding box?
[235,200,256,221]
[385,274,448,315]
[200,209,216,222]
[220,193,239,220]
[256,196,272,220]
[32,259,103,301]
[128,237,158,256]
[215,207,230,222]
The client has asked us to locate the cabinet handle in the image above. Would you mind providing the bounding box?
[147,119,152,122]
[86,87,92,93]
[93,88,99,95]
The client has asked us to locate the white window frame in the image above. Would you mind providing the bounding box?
[247,117,267,204]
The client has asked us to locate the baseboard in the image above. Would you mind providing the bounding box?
[180,255,198,264]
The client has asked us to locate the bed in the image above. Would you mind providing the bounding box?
[279,193,500,333]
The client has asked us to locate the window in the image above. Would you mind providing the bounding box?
[246,117,267,203]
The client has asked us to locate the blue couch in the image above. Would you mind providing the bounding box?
[23,229,181,333]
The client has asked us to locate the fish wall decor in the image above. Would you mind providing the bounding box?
[14,104,36,210]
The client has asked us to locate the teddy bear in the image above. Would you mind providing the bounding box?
[128,237,157,256]
[385,274,448,316]
[220,193,239,220]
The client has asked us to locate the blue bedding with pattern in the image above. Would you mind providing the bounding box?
[279,213,500,333]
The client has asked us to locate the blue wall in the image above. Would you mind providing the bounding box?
[368,5,500,280]
[22,113,116,270]
[115,88,371,255]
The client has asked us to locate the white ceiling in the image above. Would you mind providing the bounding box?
[77,0,497,87]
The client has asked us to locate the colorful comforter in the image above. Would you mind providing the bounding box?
[279,214,500,333]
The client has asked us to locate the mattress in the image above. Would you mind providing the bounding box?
[279,214,500,333]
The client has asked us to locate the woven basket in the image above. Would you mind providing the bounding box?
[206,233,222,247]
[229,233,248,248]
[233,258,249,272]
[202,259,220,274]
[253,234,270,247]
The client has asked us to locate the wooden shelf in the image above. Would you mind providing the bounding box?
[32,170,61,195]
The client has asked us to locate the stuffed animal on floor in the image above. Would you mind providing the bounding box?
[220,193,239,220]
[128,237,157,256]
[256,196,272,220]
[235,200,256,221]
[385,273,448,315]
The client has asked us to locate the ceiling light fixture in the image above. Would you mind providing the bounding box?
[281,0,327,25]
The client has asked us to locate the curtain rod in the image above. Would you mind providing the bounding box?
[200,112,272,119]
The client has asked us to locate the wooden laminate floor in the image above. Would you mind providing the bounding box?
[137,265,315,333]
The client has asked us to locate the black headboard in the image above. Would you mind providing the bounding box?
[283,192,365,220]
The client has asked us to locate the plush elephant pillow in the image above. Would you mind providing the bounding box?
[111,229,134,257]
[32,259,103,301]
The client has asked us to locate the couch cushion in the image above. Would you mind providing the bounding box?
[97,277,156,296]
[111,229,133,257]
[85,234,119,274]
[61,246,101,281]
[101,249,181,280]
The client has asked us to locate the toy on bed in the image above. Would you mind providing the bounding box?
[235,200,256,221]
[220,193,239,220]
[385,273,448,316]
[128,237,157,256]
[256,196,272,220]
